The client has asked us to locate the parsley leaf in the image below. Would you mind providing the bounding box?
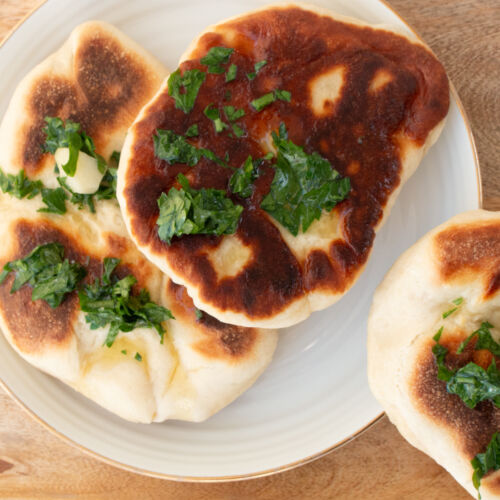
[195,308,203,320]
[38,187,68,214]
[457,322,500,355]
[472,433,500,498]
[247,60,267,80]
[156,173,243,244]
[251,89,292,111]
[201,47,234,74]
[43,117,107,177]
[135,352,142,361]
[78,257,174,347]
[204,105,228,133]
[223,105,245,122]
[185,124,199,137]
[0,243,86,308]
[226,63,237,82]
[433,327,500,408]
[261,124,351,235]
[154,129,227,167]
[443,297,463,318]
[168,68,206,114]
[0,168,42,199]
[229,156,258,198]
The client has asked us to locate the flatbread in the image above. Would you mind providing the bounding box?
[0,20,168,187]
[0,21,277,423]
[0,198,277,423]
[368,209,500,499]
[117,3,449,328]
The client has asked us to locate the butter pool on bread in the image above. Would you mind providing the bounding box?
[117,2,450,329]
[0,22,277,423]
[368,210,500,499]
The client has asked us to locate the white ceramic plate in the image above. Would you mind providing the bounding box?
[0,0,480,480]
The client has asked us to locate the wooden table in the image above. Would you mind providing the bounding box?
[0,1,498,498]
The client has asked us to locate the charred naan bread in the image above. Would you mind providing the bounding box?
[0,20,167,187]
[0,198,277,423]
[117,3,450,328]
[0,22,277,423]
[368,210,500,499]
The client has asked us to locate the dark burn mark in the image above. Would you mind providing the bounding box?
[166,281,257,359]
[125,6,449,319]
[412,335,500,460]
[0,219,91,354]
[436,222,500,299]
[21,28,158,175]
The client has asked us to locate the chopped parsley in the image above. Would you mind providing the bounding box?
[154,129,226,167]
[43,117,106,177]
[201,46,234,74]
[185,124,199,137]
[0,242,86,308]
[168,68,206,114]
[223,105,245,122]
[472,432,500,498]
[457,322,500,356]
[195,308,203,320]
[261,124,351,236]
[0,168,42,199]
[156,173,243,244]
[78,257,174,347]
[39,187,68,215]
[442,297,464,318]
[247,60,267,80]
[226,63,237,82]
[204,105,228,133]
[121,349,127,355]
[135,352,143,362]
[433,325,500,409]
[229,156,258,198]
[251,89,291,111]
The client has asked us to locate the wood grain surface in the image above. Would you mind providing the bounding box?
[0,0,498,498]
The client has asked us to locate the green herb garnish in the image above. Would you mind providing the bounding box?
[443,297,463,318]
[0,168,42,199]
[229,156,258,198]
[247,60,267,80]
[251,89,291,111]
[457,322,500,356]
[154,129,226,167]
[204,105,228,133]
[223,105,245,122]
[0,243,86,308]
[433,327,500,409]
[156,173,243,244]
[135,352,142,362]
[201,46,234,74]
[472,433,500,498]
[226,63,237,82]
[39,187,68,215]
[231,124,245,138]
[78,257,174,347]
[168,68,206,114]
[260,124,350,235]
[185,124,199,137]
[43,117,106,177]
[121,349,127,355]
[195,308,203,320]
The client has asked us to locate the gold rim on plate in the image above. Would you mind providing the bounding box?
[0,0,482,482]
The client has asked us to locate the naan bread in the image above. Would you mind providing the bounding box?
[0,198,277,423]
[0,20,167,187]
[368,210,500,499]
[117,3,449,328]
[0,21,277,423]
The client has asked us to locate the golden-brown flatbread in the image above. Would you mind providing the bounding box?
[117,3,450,328]
[0,20,168,187]
[368,209,500,499]
[0,21,277,423]
[0,198,277,423]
